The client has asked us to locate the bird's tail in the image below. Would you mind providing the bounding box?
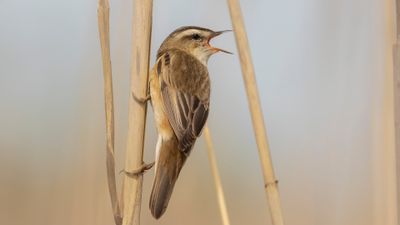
[149,136,187,219]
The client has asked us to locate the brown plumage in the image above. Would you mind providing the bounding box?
[148,26,231,219]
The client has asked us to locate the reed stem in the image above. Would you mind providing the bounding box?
[204,126,231,225]
[121,1,153,225]
[97,0,122,224]
[226,0,285,224]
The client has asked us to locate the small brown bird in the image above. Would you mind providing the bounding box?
[148,26,231,219]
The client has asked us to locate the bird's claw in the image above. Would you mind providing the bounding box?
[121,162,155,177]
[132,91,151,104]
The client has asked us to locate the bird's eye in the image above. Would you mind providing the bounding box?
[191,33,202,41]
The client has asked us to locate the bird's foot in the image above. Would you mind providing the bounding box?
[132,91,151,104]
[121,162,155,177]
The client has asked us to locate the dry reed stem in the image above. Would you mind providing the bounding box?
[121,1,153,225]
[226,0,285,224]
[394,42,400,224]
[393,0,400,220]
[397,0,400,39]
[203,126,231,225]
[97,0,122,224]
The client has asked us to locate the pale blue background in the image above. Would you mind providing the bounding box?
[0,0,397,225]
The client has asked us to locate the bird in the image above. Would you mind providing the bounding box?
[146,26,231,219]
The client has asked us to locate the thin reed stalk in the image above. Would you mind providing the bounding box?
[97,0,122,224]
[393,0,400,220]
[203,126,231,225]
[225,0,285,224]
[121,1,153,225]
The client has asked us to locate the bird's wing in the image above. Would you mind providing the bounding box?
[156,49,210,154]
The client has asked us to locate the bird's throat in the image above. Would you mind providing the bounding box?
[190,48,212,66]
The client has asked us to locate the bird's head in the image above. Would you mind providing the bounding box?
[158,26,232,64]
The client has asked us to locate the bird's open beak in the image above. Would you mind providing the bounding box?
[207,30,233,54]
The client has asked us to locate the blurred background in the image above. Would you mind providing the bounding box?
[0,0,398,225]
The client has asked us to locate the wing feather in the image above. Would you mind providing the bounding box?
[158,49,210,154]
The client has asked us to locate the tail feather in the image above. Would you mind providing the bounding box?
[149,136,186,219]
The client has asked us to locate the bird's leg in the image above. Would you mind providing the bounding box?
[121,162,155,177]
[132,91,151,104]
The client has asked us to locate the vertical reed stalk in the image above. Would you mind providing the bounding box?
[121,1,153,225]
[97,0,122,224]
[226,0,285,224]
[393,0,400,220]
[204,126,231,225]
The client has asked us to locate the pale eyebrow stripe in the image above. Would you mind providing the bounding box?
[174,29,199,39]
